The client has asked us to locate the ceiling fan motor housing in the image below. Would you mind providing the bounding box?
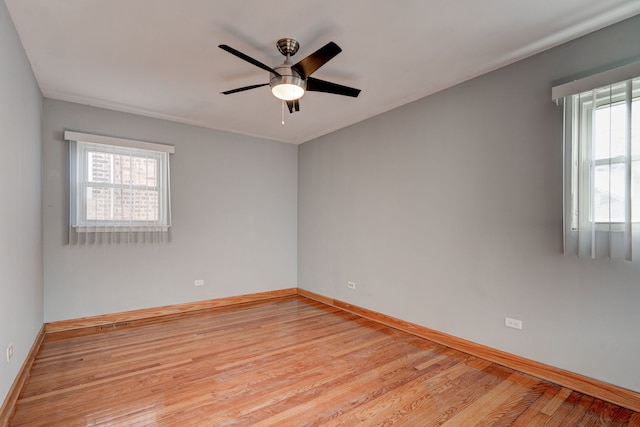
[270,63,306,100]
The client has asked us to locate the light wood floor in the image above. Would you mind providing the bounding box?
[10,296,640,426]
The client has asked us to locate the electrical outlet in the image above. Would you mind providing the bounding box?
[505,317,523,330]
[347,281,356,290]
[194,280,204,286]
[7,343,13,363]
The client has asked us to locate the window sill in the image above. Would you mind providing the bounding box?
[73,226,170,233]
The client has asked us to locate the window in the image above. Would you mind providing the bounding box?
[570,80,640,230]
[554,61,640,261]
[65,131,174,240]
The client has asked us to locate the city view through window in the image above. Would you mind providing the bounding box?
[86,151,160,223]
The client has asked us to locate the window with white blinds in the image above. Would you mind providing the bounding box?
[554,62,640,261]
[65,131,175,243]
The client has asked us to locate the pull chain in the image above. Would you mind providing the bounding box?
[281,100,285,126]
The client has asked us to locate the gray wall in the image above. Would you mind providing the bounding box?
[0,0,43,404]
[299,15,640,392]
[43,100,298,321]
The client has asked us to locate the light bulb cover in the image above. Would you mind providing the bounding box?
[272,83,304,101]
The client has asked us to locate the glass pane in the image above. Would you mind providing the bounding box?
[86,187,159,222]
[593,163,625,222]
[86,187,113,221]
[87,151,158,186]
[113,154,130,184]
[124,189,159,221]
[131,156,157,187]
[87,152,112,183]
[594,102,627,160]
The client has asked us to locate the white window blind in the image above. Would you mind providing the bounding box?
[65,131,175,244]
[554,62,640,261]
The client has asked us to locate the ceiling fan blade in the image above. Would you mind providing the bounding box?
[291,42,342,79]
[285,99,301,114]
[221,83,269,95]
[219,44,281,77]
[306,77,361,97]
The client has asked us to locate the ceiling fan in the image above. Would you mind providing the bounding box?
[219,38,361,114]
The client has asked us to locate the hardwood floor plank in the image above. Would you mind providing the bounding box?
[544,391,595,427]
[9,295,640,426]
[475,378,551,426]
[510,382,563,426]
[541,386,574,416]
[439,372,535,426]
[629,412,640,426]
[581,399,624,427]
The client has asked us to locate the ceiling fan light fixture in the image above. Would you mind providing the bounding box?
[270,75,305,101]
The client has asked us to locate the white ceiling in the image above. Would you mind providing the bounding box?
[6,1,640,144]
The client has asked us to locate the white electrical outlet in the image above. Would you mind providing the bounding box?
[194,280,204,286]
[505,317,523,330]
[7,343,13,363]
[347,281,356,290]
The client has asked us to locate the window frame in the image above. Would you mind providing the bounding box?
[66,131,174,233]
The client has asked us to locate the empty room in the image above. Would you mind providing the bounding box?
[2,1,640,425]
